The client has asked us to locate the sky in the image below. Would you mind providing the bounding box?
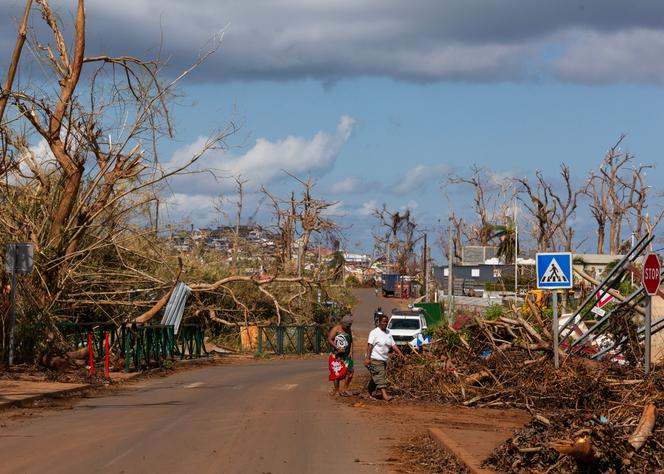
[3,0,664,261]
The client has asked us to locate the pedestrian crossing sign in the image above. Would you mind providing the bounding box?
[536,253,573,289]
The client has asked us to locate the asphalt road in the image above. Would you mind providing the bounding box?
[0,288,399,474]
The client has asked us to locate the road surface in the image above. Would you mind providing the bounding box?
[0,289,398,474]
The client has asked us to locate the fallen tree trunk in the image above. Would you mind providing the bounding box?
[628,403,656,451]
[135,258,183,323]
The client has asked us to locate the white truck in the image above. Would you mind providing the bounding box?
[387,310,429,349]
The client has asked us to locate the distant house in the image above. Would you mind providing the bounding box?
[434,244,536,297]
[462,246,498,265]
[573,253,625,281]
[433,264,519,297]
[343,252,372,267]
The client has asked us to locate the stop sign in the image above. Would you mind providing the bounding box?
[642,253,661,296]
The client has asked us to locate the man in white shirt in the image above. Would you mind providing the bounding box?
[364,313,403,401]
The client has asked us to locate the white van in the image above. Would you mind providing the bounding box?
[388,310,429,349]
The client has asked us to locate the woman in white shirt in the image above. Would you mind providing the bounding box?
[364,313,404,401]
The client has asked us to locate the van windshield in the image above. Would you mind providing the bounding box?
[388,318,420,330]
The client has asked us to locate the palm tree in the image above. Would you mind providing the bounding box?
[491,219,517,264]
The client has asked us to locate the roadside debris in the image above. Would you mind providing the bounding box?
[388,303,664,472]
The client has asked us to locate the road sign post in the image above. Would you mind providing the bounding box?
[537,253,573,369]
[642,252,661,376]
[5,243,34,367]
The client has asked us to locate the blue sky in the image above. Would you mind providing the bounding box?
[3,0,664,260]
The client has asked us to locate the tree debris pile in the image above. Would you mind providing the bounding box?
[484,405,663,473]
[387,310,664,472]
[394,433,470,474]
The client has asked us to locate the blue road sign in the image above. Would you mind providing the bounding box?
[536,252,573,289]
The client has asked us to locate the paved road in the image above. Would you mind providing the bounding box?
[0,288,400,474]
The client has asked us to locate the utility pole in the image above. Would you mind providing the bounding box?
[514,197,518,302]
[422,233,428,301]
[448,217,454,323]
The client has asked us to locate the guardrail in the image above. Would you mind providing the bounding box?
[120,323,176,372]
[60,322,118,356]
[178,324,207,359]
[256,325,324,355]
[60,321,207,372]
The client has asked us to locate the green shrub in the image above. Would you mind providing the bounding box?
[485,303,504,321]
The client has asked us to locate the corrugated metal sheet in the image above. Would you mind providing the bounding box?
[160,282,191,334]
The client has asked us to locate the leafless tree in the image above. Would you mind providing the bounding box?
[373,205,419,274]
[0,0,239,360]
[448,166,508,246]
[516,165,582,252]
[230,176,247,274]
[1,0,234,285]
[584,136,663,254]
[263,176,338,277]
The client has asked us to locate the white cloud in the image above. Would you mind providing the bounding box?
[329,176,361,194]
[322,201,350,217]
[357,200,378,216]
[163,193,219,223]
[402,200,419,211]
[393,163,449,195]
[165,115,354,195]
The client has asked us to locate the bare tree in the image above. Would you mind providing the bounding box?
[373,205,419,275]
[292,177,338,277]
[584,136,663,254]
[516,165,582,252]
[551,164,582,252]
[448,166,505,245]
[263,177,338,277]
[231,176,247,274]
[2,0,233,285]
[0,0,237,360]
[516,171,558,252]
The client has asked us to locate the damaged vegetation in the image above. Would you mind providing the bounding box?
[0,0,348,367]
[388,302,664,473]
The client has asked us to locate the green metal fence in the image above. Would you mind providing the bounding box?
[120,323,176,372]
[60,322,118,358]
[256,325,324,355]
[177,324,207,359]
[61,321,209,372]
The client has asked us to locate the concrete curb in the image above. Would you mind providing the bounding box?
[428,427,497,474]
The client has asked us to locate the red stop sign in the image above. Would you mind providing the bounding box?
[642,253,661,296]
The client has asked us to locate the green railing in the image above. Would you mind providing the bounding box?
[177,324,207,359]
[61,321,207,372]
[60,322,118,358]
[256,325,324,355]
[120,323,176,372]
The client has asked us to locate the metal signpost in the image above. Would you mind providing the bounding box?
[536,252,573,369]
[642,252,661,376]
[4,243,34,366]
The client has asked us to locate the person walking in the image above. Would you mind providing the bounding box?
[327,314,354,396]
[373,307,384,327]
[365,313,403,401]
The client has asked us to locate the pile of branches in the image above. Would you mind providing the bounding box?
[388,305,664,472]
